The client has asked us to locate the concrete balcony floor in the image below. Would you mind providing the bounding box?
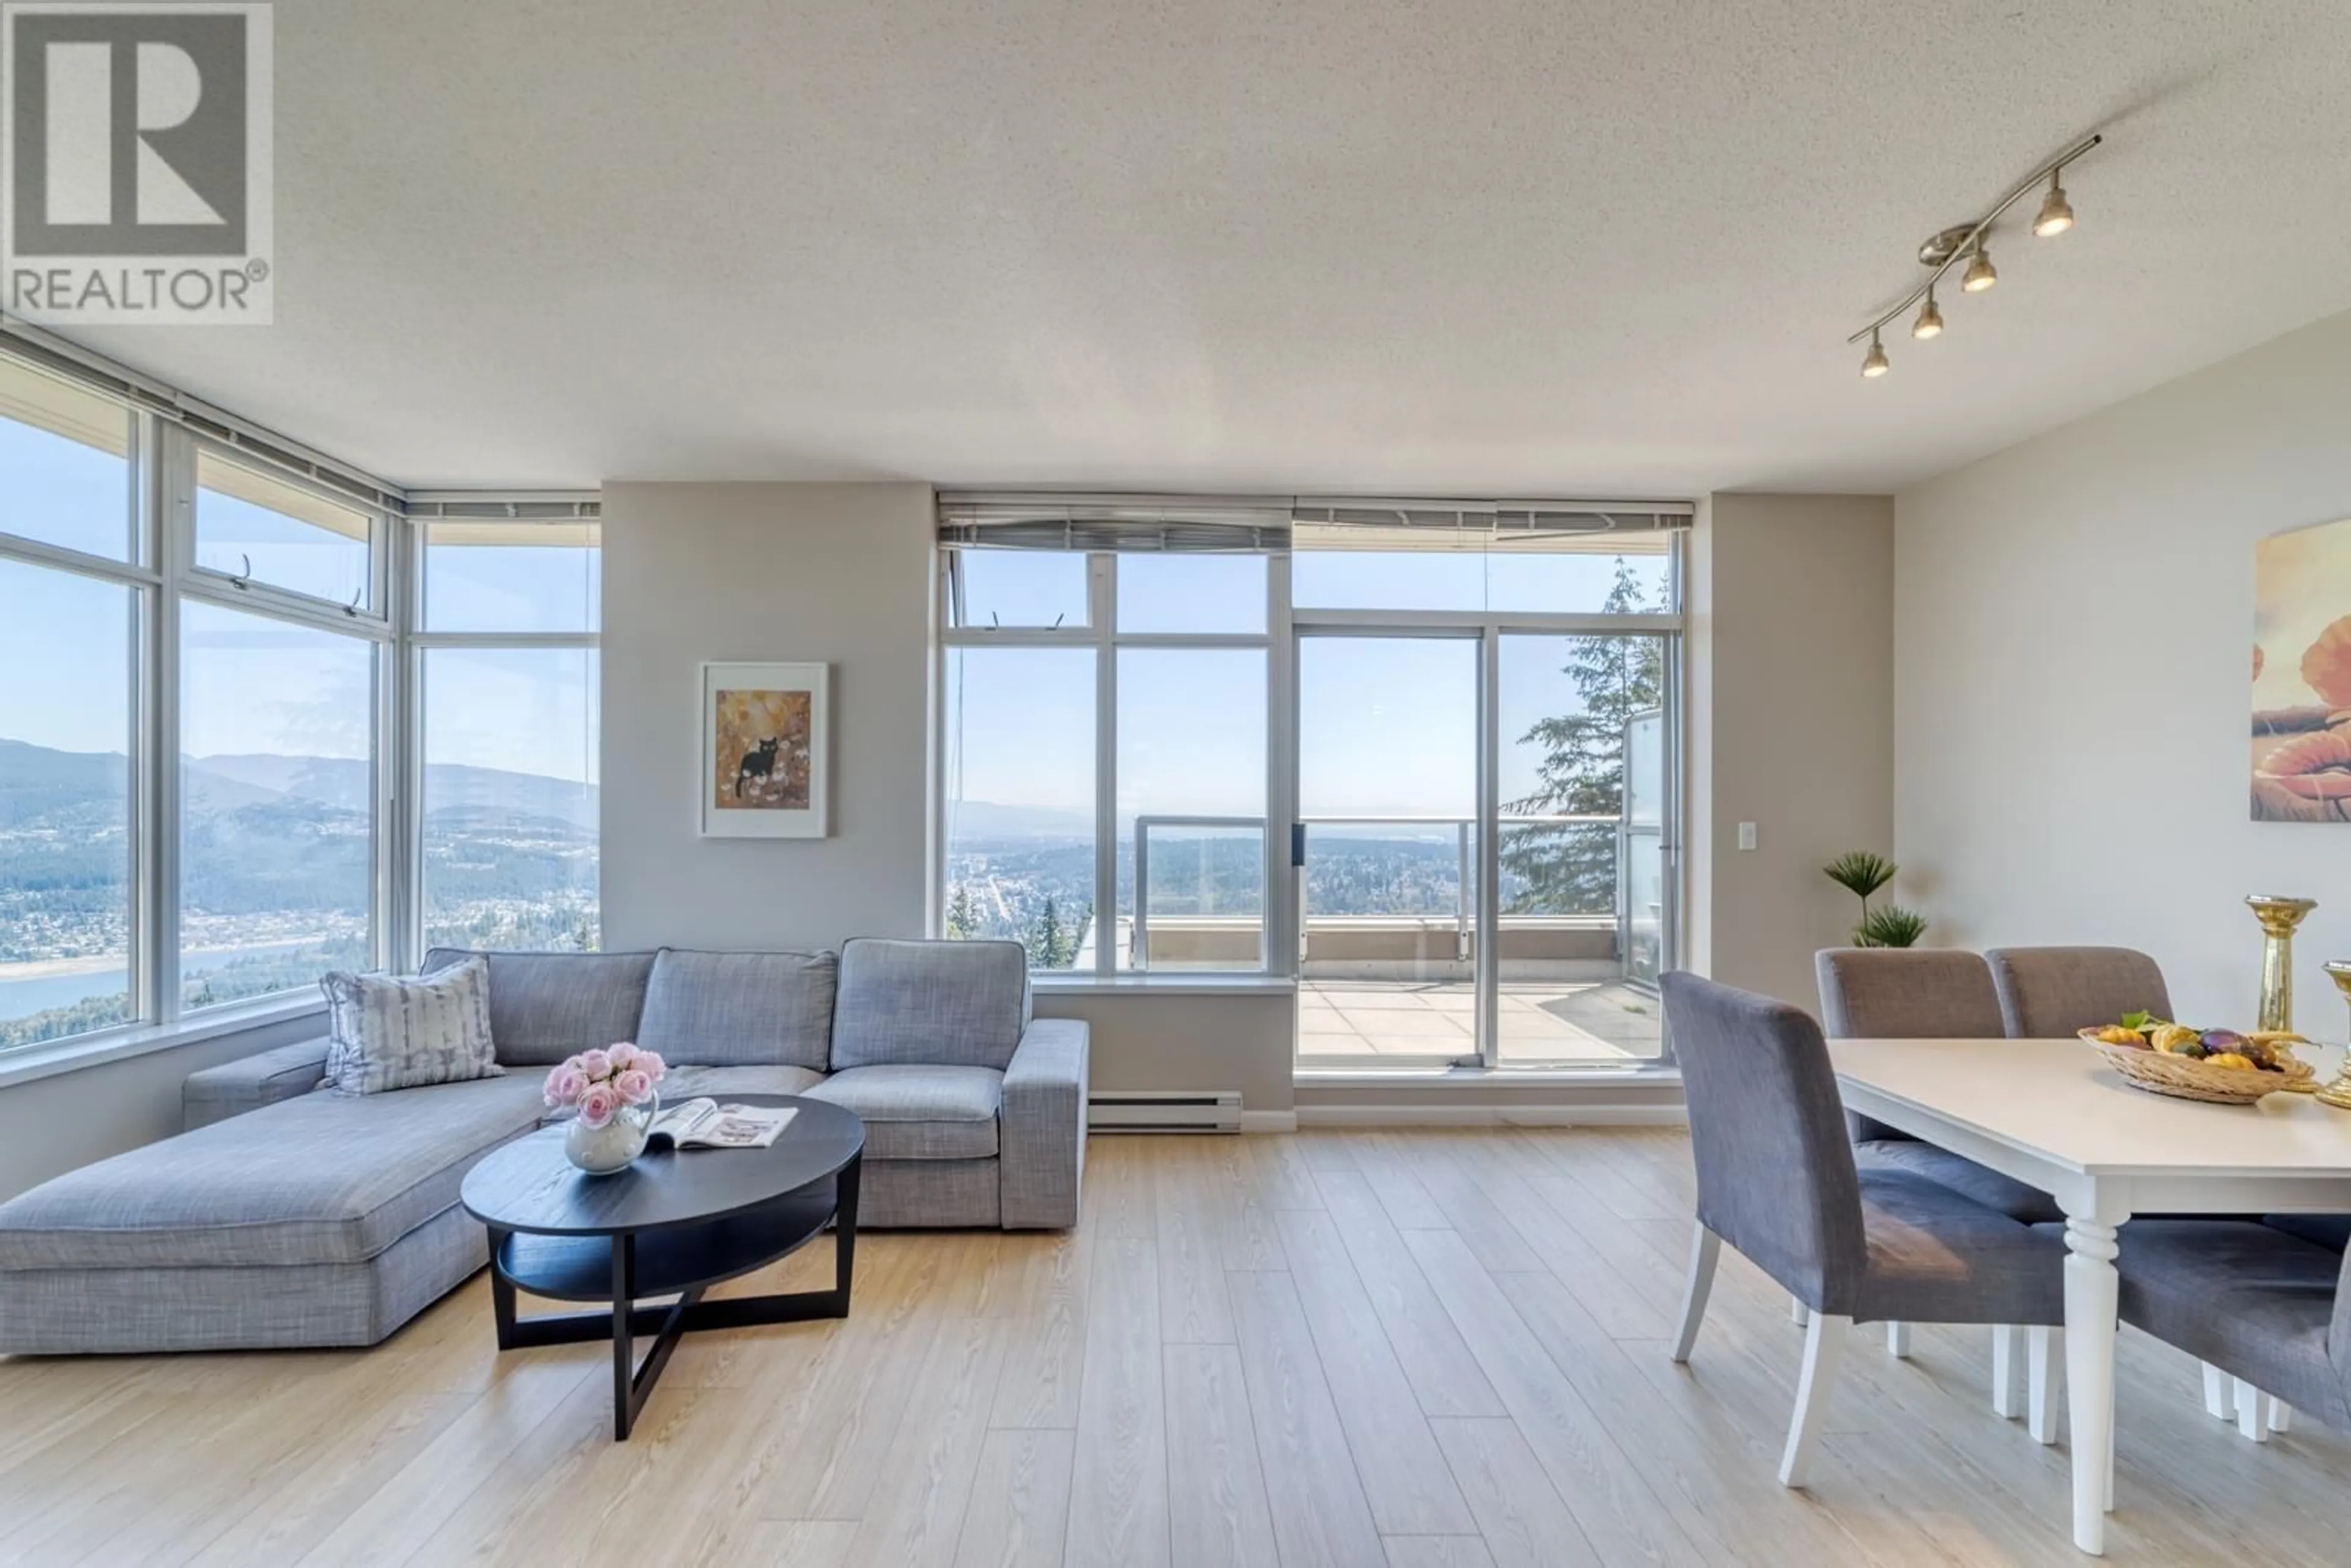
[1297,978,1663,1063]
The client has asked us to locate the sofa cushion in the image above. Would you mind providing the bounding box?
[831,939,1029,1071]
[637,949,836,1071]
[321,957,503,1095]
[424,947,655,1067]
[654,1063,827,1103]
[806,1064,1002,1160]
[0,1075,549,1271]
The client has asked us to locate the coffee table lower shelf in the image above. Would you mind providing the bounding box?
[486,1156,860,1439]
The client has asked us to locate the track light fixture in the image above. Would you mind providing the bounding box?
[1847,133,2099,375]
[1961,242,1997,293]
[2033,170,2075,237]
[1861,329,1889,378]
[1912,287,1944,339]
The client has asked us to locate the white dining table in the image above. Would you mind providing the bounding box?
[1828,1037,2351,1556]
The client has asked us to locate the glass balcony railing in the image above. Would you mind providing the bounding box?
[1122,812,1655,978]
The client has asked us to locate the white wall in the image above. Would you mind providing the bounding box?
[1896,308,2351,1031]
[601,482,937,953]
[1688,493,1896,1010]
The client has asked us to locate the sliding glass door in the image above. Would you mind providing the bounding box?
[1295,634,1482,1067]
[1492,631,1671,1064]
[1292,623,1677,1069]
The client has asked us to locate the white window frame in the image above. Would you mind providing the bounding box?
[160,427,400,1022]
[403,512,602,961]
[936,547,1291,980]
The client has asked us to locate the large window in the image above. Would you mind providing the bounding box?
[0,344,602,1057]
[419,649,599,952]
[940,539,1277,974]
[0,559,138,1048]
[941,648,1095,965]
[416,520,602,954]
[179,602,378,1011]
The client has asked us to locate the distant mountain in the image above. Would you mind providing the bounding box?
[0,738,126,828]
[0,742,598,832]
[191,753,373,810]
[419,763,596,832]
[944,800,1094,841]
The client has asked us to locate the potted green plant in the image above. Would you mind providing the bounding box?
[1823,850,1929,948]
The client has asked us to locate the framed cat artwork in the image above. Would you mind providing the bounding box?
[699,662,830,838]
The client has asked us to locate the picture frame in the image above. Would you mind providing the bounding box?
[698,661,829,838]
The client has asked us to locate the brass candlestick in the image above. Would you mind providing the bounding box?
[2248,895,2318,1034]
[2321,961,2351,1111]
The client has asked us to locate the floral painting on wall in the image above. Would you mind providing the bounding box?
[699,661,829,837]
[2253,520,2351,820]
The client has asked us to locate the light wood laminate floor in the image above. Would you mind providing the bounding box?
[2,1128,2344,1566]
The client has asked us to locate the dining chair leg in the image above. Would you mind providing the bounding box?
[1670,1223,1720,1364]
[1779,1311,1848,1488]
[1884,1321,1911,1358]
[1990,1324,2020,1419]
[2234,1379,2271,1443]
[2027,1325,2063,1445]
[1790,1294,1809,1326]
[2201,1362,2233,1420]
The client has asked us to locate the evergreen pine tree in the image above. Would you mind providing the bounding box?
[1499,558,1665,912]
[947,885,976,940]
[1032,894,1065,969]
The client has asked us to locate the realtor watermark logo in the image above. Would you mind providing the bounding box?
[1,2,271,323]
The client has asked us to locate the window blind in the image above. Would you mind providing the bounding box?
[938,492,1690,555]
[937,493,1291,554]
[1290,498,1690,553]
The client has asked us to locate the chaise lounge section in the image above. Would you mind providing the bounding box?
[0,939,1086,1354]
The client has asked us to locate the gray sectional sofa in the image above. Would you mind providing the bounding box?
[0,939,1087,1355]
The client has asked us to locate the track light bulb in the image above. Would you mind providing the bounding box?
[1962,242,1997,293]
[1861,330,1889,378]
[2033,172,2074,236]
[1912,289,1944,340]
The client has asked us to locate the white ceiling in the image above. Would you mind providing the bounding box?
[62,0,2351,495]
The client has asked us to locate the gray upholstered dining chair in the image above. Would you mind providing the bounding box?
[1982,945,2172,1038]
[1660,971,2067,1488]
[1817,948,2064,1435]
[2114,1218,2351,1441]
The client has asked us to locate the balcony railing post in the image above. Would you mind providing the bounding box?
[1132,818,1152,972]
[1455,820,1471,962]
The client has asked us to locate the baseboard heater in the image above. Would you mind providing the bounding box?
[1087,1089,1243,1134]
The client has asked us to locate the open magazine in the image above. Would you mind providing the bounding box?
[646,1098,797,1151]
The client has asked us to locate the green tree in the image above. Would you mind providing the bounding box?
[1032,894,1067,969]
[1500,558,1665,913]
[947,885,976,940]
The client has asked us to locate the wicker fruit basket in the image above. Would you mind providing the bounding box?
[2083,1035,2316,1105]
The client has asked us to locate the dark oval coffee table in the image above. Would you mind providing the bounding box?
[460,1093,863,1439]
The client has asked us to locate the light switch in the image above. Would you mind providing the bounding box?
[1737,822,1758,851]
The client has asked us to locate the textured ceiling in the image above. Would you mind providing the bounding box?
[61,0,2351,494]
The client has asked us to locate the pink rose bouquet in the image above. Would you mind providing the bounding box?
[544,1042,667,1128]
